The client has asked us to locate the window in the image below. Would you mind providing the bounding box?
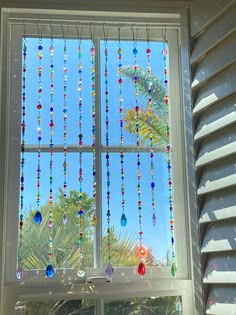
[1,8,193,315]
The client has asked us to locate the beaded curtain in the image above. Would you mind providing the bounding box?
[17,26,176,279]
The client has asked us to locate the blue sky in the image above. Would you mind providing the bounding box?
[22,37,171,266]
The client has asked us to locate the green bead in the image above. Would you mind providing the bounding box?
[171,262,177,277]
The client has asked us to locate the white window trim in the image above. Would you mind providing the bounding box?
[0,7,197,315]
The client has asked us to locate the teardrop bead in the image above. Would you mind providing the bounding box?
[46,264,55,278]
[63,213,67,225]
[92,213,97,226]
[120,213,127,226]
[105,262,113,278]
[152,213,156,225]
[16,266,23,280]
[77,269,85,277]
[171,262,177,277]
[138,261,146,276]
[34,211,42,224]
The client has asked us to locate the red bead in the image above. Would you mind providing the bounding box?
[138,261,146,276]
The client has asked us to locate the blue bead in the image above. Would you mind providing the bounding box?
[38,45,43,50]
[34,211,42,224]
[46,264,55,278]
[120,213,127,226]
[151,182,155,189]
[133,48,138,55]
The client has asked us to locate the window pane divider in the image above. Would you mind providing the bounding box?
[24,144,167,153]
[94,38,102,269]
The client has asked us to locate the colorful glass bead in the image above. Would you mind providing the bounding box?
[77,269,85,277]
[63,213,67,225]
[16,266,23,280]
[90,47,95,56]
[120,213,127,226]
[138,261,146,276]
[138,246,146,257]
[46,264,55,278]
[92,213,97,226]
[171,262,177,277]
[34,211,42,224]
[152,213,156,225]
[105,262,113,278]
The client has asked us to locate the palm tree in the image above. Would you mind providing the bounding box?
[22,190,148,270]
[123,66,168,145]
[19,189,155,314]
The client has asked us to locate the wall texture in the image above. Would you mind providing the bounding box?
[190,0,236,314]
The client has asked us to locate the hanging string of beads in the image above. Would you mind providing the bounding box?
[46,36,55,278]
[34,36,43,225]
[146,32,156,226]
[16,35,27,280]
[132,32,145,276]
[62,37,68,225]
[104,36,113,279]
[77,36,85,277]
[162,38,177,277]
[118,33,127,228]
[90,29,97,227]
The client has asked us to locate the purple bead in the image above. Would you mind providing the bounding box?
[105,262,113,278]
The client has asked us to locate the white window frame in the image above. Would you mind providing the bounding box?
[0,8,196,315]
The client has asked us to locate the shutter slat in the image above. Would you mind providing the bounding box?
[196,124,236,168]
[194,93,236,141]
[200,188,236,224]
[190,4,236,64]
[203,254,236,283]
[193,66,236,115]
[197,155,236,195]
[206,286,236,314]
[201,221,236,253]
[192,33,236,89]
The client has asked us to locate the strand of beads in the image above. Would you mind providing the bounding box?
[133,43,145,276]
[146,41,156,226]
[104,40,113,279]
[90,40,97,227]
[46,38,55,278]
[77,39,85,277]
[62,39,68,225]
[118,41,127,228]
[163,41,177,277]
[16,36,27,280]
[34,38,43,225]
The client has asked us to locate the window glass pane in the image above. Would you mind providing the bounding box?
[102,153,170,267]
[104,296,182,315]
[21,153,94,270]
[15,300,95,315]
[100,40,166,146]
[24,38,92,145]
[17,34,173,274]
